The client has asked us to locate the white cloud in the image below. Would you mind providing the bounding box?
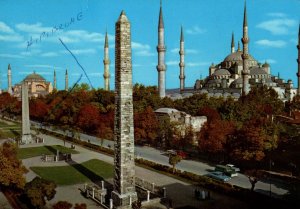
[135,50,155,57]
[40,52,59,57]
[0,34,23,42]
[186,49,198,54]
[259,59,277,64]
[186,62,209,67]
[186,26,206,35]
[59,30,104,43]
[166,61,178,66]
[255,39,286,48]
[88,72,102,76]
[267,13,286,18]
[68,49,97,55]
[256,18,297,35]
[16,22,52,33]
[20,49,41,56]
[25,65,63,69]
[132,42,150,50]
[171,48,179,53]
[0,53,23,58]
[0,21,14,33]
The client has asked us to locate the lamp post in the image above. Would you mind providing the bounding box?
[269,159,274,197]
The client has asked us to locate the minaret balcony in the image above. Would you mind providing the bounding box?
[156,45,166,52]
[179,63,185,67]
[103,60,111,65]
[156,65,166,72]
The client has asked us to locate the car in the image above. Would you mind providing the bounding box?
[215,165,238,177]
[226,164,240,172]
[206,171,231,182]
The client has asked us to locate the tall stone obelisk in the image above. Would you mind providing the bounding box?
[111,11,137,208]
[21,83,32,144]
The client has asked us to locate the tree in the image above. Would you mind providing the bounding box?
[169,154,182,173]
[244,169,264,192]
[74,203,87,209]
[77,104,100,133]
[25,176,56,209]
[0,142,28,189]
[52,201,72,209]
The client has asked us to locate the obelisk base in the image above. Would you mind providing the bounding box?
[111,191,138,209]
[21,134,32,144]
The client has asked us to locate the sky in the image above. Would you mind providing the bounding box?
[0,0,299,90]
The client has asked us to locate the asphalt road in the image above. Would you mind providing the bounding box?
[32,121,289,197]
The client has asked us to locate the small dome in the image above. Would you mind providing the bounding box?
[213,69,231,76]
[229,78,243,88]
[262,62,270,67]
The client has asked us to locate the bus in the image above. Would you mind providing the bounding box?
[214,165,238,177]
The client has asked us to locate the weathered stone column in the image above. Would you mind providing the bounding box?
[111,11,137,208]
[21,83,32,144]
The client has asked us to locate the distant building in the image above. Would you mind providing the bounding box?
[155,108,207,145]
[13,71,53,98]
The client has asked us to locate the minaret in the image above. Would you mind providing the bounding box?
[179,26,185,92]
[111,11,138,207]
[297,24,300,96]
[156,0,166,98]
[103,31,111,91]
[241,2,250,95]
[231,32,235,53]
[65,69,68,91]
[53,70,57,90]
[7,64,12,94]
[237,41,241,52]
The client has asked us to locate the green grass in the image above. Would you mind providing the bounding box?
[0,120,21,139]
[17,145,79,159]
[30,159,113,185]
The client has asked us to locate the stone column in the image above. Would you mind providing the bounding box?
[21,83,32,144]
[111,11,137,208]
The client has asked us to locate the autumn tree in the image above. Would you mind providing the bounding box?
[169,154,182,173]
[77,104,100,134]
[74,203,87,209]
[0,142,27,189]
[52,201,72,209]
[24,176,56,209]
[134,106,159,145]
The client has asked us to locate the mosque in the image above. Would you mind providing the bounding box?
[160,2,299,102]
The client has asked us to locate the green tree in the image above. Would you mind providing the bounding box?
[25,177,56,209]
[169,154,182,173]
[0,142,27,189]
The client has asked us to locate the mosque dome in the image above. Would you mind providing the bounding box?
[23,72,46,82]
[223,51,256,63]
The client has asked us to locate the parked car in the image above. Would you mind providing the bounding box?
[226,164,240,172]
[206,171,231,182]
[215,165,238,177]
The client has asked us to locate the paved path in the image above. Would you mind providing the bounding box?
[20,133,250,209]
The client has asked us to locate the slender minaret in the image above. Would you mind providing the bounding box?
[21,83,32,144]
[237,41,241,52]
[7,64,12,94]
[103,31,111,91]
[111,11,137,208]
[179,26,185,92]
[53,70,57,90]
[297,24,300,96]
[241,2,250,95]
[156,0,166,98]
[231,32,235,53]
[65,69,68,91]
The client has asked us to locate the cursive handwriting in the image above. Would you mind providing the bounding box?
[26,11,83,50]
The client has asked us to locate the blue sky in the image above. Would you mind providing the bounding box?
[0,0,299,90]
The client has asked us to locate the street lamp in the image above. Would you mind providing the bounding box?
[269,159,274,197]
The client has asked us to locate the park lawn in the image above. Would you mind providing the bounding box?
[30,159,113,185]
[17,145,79,159]
[0,120,21,139]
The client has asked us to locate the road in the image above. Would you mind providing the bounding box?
[31,121,290,197]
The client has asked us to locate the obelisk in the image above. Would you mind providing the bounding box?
[21,83,32,144]
[111,11,137,208]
